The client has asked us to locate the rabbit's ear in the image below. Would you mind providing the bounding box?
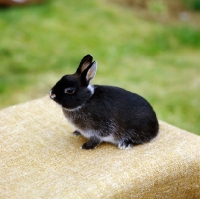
[76,54,93,74]
[81,61,97,85]
[86,61,97,83]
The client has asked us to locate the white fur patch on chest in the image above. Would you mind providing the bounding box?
[62,106,118,145]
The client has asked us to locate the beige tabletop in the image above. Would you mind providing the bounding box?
[0,96,200,199]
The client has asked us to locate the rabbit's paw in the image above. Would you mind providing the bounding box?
[118,139,133,150]
[81,137,101,150]
[73,130,81,136]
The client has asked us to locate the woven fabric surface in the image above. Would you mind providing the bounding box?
[0,96,200,199]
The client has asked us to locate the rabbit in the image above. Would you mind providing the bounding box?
[50,54,159,150]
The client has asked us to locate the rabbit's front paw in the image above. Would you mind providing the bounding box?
[73,130,81,136]
[81,136,101,150]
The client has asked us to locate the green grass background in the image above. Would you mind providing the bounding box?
[0,0,200,135]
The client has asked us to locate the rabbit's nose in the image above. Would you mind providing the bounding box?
[50,90,56,99]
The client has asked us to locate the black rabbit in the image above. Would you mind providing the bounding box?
[50,55,159,150]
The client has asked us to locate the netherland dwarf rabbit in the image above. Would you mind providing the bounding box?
[50,55,159,150]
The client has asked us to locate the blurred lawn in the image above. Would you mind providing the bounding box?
[0,0,200,135]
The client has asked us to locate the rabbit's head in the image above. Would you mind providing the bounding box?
[50,54,97,110]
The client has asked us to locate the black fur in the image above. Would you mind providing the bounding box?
[50,55,159,150]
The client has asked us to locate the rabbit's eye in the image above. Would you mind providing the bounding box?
[64,87,76,94]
